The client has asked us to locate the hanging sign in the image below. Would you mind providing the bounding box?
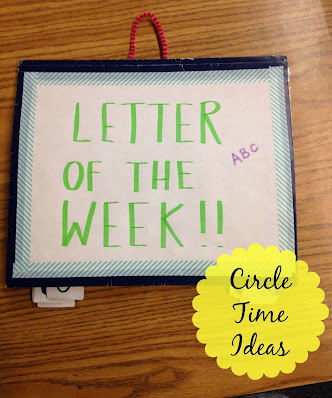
[6,57,296,286]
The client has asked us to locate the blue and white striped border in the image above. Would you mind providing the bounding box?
[15,260,216,278]
[13,67,295,278]
[268,67,295,251]
[37,68,270,86]
[15,72,38,274]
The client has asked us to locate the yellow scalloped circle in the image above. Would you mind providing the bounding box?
[192,244,329,380]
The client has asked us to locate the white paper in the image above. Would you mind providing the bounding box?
[29,82,279,270]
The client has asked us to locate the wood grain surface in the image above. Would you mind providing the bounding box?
[0,1,331,397]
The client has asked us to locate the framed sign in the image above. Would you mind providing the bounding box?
[6,57,296,287]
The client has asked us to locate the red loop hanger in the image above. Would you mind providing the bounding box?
[128,13,168,60]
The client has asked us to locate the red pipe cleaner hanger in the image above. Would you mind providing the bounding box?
[128,13,168,60]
